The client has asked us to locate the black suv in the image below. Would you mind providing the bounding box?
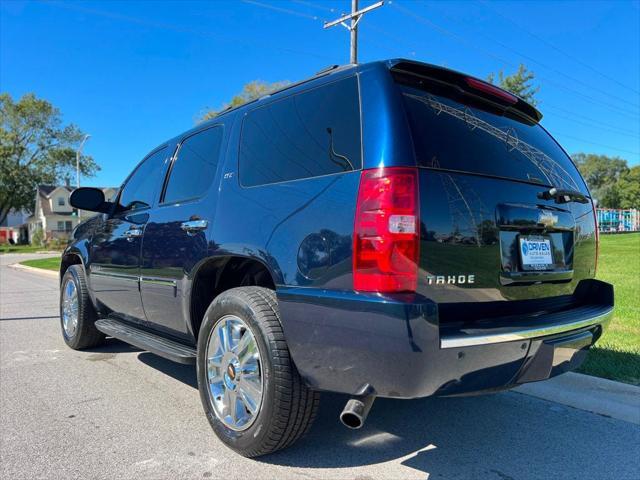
[61,59,613,457]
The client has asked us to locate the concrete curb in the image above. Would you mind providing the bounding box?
[515,372,640,425]
[8,262,59,278]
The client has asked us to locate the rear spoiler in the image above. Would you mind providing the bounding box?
[389,60,543,124]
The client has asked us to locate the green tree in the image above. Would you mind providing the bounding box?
[618,166,640,209]
[597,184,622,209]
[0,93,99,225]
[200,80,290,122]
[487,64,540,106]
[572,153,629,207]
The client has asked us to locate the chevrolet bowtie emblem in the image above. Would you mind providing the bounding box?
[538,210,558,227]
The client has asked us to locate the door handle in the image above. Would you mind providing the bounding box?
[181,219,208,234]
[123,227,143,241]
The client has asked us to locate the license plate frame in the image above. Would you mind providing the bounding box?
[519,235,554,271]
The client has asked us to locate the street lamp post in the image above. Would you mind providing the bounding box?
[76,134,90,221]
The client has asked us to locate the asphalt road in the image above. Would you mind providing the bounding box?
[1,253,639,480]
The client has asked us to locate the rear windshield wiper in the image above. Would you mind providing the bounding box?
[538,187,589,204]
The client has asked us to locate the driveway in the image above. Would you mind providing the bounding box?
[1,254,639,480]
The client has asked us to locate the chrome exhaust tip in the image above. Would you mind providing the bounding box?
[340,395,375,429]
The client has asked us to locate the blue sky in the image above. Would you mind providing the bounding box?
[1,0,639,188]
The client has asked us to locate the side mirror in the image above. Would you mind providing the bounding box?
[70,187,111,213]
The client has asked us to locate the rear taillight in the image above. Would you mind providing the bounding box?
[353,167,420,293]
[593,202,600,275]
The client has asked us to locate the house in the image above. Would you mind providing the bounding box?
[28,185,118,242]
[0,209,30,244]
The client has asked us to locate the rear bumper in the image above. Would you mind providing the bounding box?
[439,304,612,349]
[277,280,613,398]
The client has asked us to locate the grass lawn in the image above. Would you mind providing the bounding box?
[578,233,640,385]
[20,257,62,271]
[0,244,49,254]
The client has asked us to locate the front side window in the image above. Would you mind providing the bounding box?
[118,147,168,212]
[239,76,361,187]
[163,126,223,204]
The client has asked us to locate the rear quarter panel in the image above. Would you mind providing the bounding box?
[209,108,361,290]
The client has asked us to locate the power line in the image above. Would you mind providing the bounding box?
[477,0,640,95]
[419,0,638,108]
[252,0,329,23]
[324,1,385,64]
[541,107,639,138]
[250,0,394,61]
[366,22,419,56]
[553,133,639,156]
[391,2,639,152]
[390,1,640,119]
[542,104,638,135]
[360,0,640,134]
[43,0,334,61]
[297,0,639,136]
[297,0,418,55]
[242,0,320,21]
[51,0,639,143]
[295,1,639,155]
[293,0,414,53]
[291,0,336,14]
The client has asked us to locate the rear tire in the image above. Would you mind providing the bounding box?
[196,287,320,457]
[60,265,105,349]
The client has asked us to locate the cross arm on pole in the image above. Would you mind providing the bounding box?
[323,1,384,30]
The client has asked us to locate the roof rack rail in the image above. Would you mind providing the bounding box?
[205,63,351,121]
[316,64,341,75]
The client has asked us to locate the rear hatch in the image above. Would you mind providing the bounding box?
[390,62,599,324]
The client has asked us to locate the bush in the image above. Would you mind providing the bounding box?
[31,227,44,247]
[46,237,67,251]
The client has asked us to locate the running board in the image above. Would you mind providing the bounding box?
[95,318,197,364]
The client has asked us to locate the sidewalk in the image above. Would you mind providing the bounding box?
[515,372,640,424]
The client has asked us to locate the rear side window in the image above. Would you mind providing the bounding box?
[164,126,223,204]
[239,76,361,187]
[119,146,167,211]
[396,81,588,193]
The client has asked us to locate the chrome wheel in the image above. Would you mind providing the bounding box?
[61,279,79,338]
[206,315,263,431]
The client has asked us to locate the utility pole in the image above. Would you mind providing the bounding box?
[350,0,358,64]
[76,134,90,221]
[324,1,384,64]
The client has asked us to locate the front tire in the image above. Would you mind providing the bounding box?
[196,287,319,457]
[60,265,105,349]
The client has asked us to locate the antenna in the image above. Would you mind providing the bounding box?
[323,1,384,64]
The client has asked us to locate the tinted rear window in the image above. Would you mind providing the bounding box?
[397,81,588,193]
[239,76,361,187]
